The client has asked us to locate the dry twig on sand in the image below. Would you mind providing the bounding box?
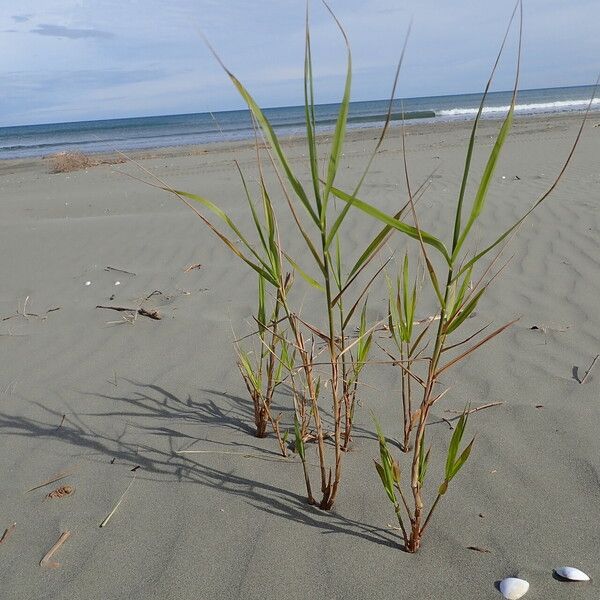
[0,523,16,545]
[40,532,71,568]
[105,266,136,276]
[184,263,203,272]
[174,449,292,463]
[25,465,79,494]
[444,402,504,416]
[1,296,61,322]
[467,545,491,553]
[96,305,161,320]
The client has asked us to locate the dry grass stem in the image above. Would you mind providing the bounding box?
[25,465,79,494]
[175,450,293,463]
[99,473,137,528]
[96,305,161,320]
[184,263,203,272]
[444,402,504,415]
[105,266,136,276]
[580,354,599,384]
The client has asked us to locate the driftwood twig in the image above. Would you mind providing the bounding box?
[467,545,491,553]
[105,266,136,276]
[184,263,203,272]
[444,401,504,416]
[0,523,16,545]
[40,532,71,568]
[96,305,161,320]
[26,465,79,494]
[174,449,292,463]
[2,296,61,322]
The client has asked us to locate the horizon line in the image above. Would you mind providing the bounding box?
[2,82,597,130]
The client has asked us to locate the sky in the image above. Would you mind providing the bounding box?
[1,0,598,126]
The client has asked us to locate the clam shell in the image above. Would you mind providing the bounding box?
[554,566,590,581]
[499,577,529,599]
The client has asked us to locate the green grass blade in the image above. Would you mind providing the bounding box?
[203,39,319,225]
[452,83,592,283]
[257,274,267,337]
[373,415,396,503]
[445,411,468,481]
[168,188,278,286]
[341,170,434,278]
[386,274,403,349]
[234,161,269,259]
[452,1,522,261]
[449,437,475,480]
[260,181,282,276]
[324,24,411,250]
[450,1,520,253]
[357,300,373,366]
[172,189,270,269]
[402,254,410,329]
[452,103,516,261]
[407,279,417,340]
[322,1,352,209]
[330,185,451,264]
[238,348,260,391]
[284,252,325,292]
[445,288,485,335]
[294,415,306,461]
[304,5,322,214]
[334,235,343,291]
[374,461,396,503]
[453,266,473,314]
[347,207,407,279]
[424,254,445,310]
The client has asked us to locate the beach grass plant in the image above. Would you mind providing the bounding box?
[156,0,593,537]
[162,2,404,509]
[331,1,592,551]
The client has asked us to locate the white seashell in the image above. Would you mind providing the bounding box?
[499,577,529,599]
[554,566,590,581]
[85,281,91,286]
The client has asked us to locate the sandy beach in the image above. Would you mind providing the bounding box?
[1,112,599,599]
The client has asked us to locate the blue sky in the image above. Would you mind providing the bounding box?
[1,0,598,126]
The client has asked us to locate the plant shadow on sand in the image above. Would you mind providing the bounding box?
[0,380,400,550]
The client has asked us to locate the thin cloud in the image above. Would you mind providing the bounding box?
[12,14,33,23]
[31,24,114,39]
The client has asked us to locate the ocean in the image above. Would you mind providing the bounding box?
[1,85,597,160]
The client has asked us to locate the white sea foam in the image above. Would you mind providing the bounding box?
[438,97,600,117]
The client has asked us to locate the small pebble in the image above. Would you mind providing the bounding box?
[85,281,91,286]
[115,281,121,286]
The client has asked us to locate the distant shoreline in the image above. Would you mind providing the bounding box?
[1,110,598,176]
[1,84,597,161]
